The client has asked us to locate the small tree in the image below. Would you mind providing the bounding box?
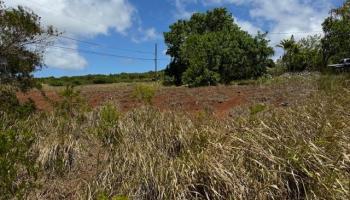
[0,1,57,91]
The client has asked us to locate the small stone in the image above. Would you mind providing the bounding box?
[281,102,289,107]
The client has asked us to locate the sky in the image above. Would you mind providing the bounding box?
[4,0,344,77]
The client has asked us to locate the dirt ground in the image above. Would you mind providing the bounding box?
[17,79,315,118]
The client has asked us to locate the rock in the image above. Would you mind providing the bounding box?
[280,102,289,107]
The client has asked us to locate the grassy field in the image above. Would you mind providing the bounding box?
[2,73,350,199]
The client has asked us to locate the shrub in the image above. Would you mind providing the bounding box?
[48,80,64,87]
[162,75,175,86]
[182,66,220,87]
[55,85,89,117]
[0,118,38,199]
[95,103,122,147]
[267,65,287,77]
[132,84,158,105]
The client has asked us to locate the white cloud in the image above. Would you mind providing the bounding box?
[6,0,135,37]
[236,19,261,35]
[202,0,245,6]
[44,41,88,70]
[3,0,138,70]
[244,0,331,58]
[132,27,161,43]
[174,0,198,19]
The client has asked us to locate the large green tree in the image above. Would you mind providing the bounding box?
[0,1,57,91]
[321,0,350,66]
[164,8,274,86]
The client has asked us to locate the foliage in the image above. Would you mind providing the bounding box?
[267,65,287,77]
[0,1,57,91]
[38,71,163,87]
[0,118,37,199]
[96,103,122,147]
[164,8,274,86]
[55,85,89,117]
[322,0,350,66]
[132,83,158,105]
[277,35,323,72]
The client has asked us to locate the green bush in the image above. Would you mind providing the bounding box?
[267,66,287,77]
[132,84,158,105]
[48,80,64,87]
[96,103,122,147]
[0,120,37,199]
[55,85,89,117]
[162,75,175,86]
[182,66,220,87]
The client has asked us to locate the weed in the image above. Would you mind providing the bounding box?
[95,103,122,147]
[132,83,158,105]
[55,85,89,117]
[250,103,267,115]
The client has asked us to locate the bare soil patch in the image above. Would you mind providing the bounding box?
[17,80,315,117]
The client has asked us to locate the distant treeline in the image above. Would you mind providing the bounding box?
[38,71,163,86]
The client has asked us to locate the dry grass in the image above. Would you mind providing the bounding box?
[2,74,349,199]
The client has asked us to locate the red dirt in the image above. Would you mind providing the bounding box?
[17,83,302,118]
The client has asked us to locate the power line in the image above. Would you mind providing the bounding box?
[58,35,154,55]
[41,45,156,61]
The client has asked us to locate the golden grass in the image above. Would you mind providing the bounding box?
[1,74,349,199]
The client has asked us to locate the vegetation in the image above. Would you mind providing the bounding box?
[38,71,162,87]
[164,8,274,86]
[277,35,323,72]
[0,74,349,199]
[0,2,350,200]
[132,83,158,105]
[0,0,57,92]
[322,0,350,65]
[277,1,350,72]
[0,119,37,199]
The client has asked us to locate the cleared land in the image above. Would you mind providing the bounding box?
[18,74,317,118]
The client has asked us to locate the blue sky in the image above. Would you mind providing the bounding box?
[5,0,344,77]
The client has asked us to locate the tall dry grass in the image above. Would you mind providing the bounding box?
[1,74,349,199]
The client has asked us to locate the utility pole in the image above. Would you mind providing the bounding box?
[154,43,158,81]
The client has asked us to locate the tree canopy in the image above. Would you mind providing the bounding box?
[0,1,57,91]
[277,35,322,72]
[321,0,350,66]
[164,8,274,86]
